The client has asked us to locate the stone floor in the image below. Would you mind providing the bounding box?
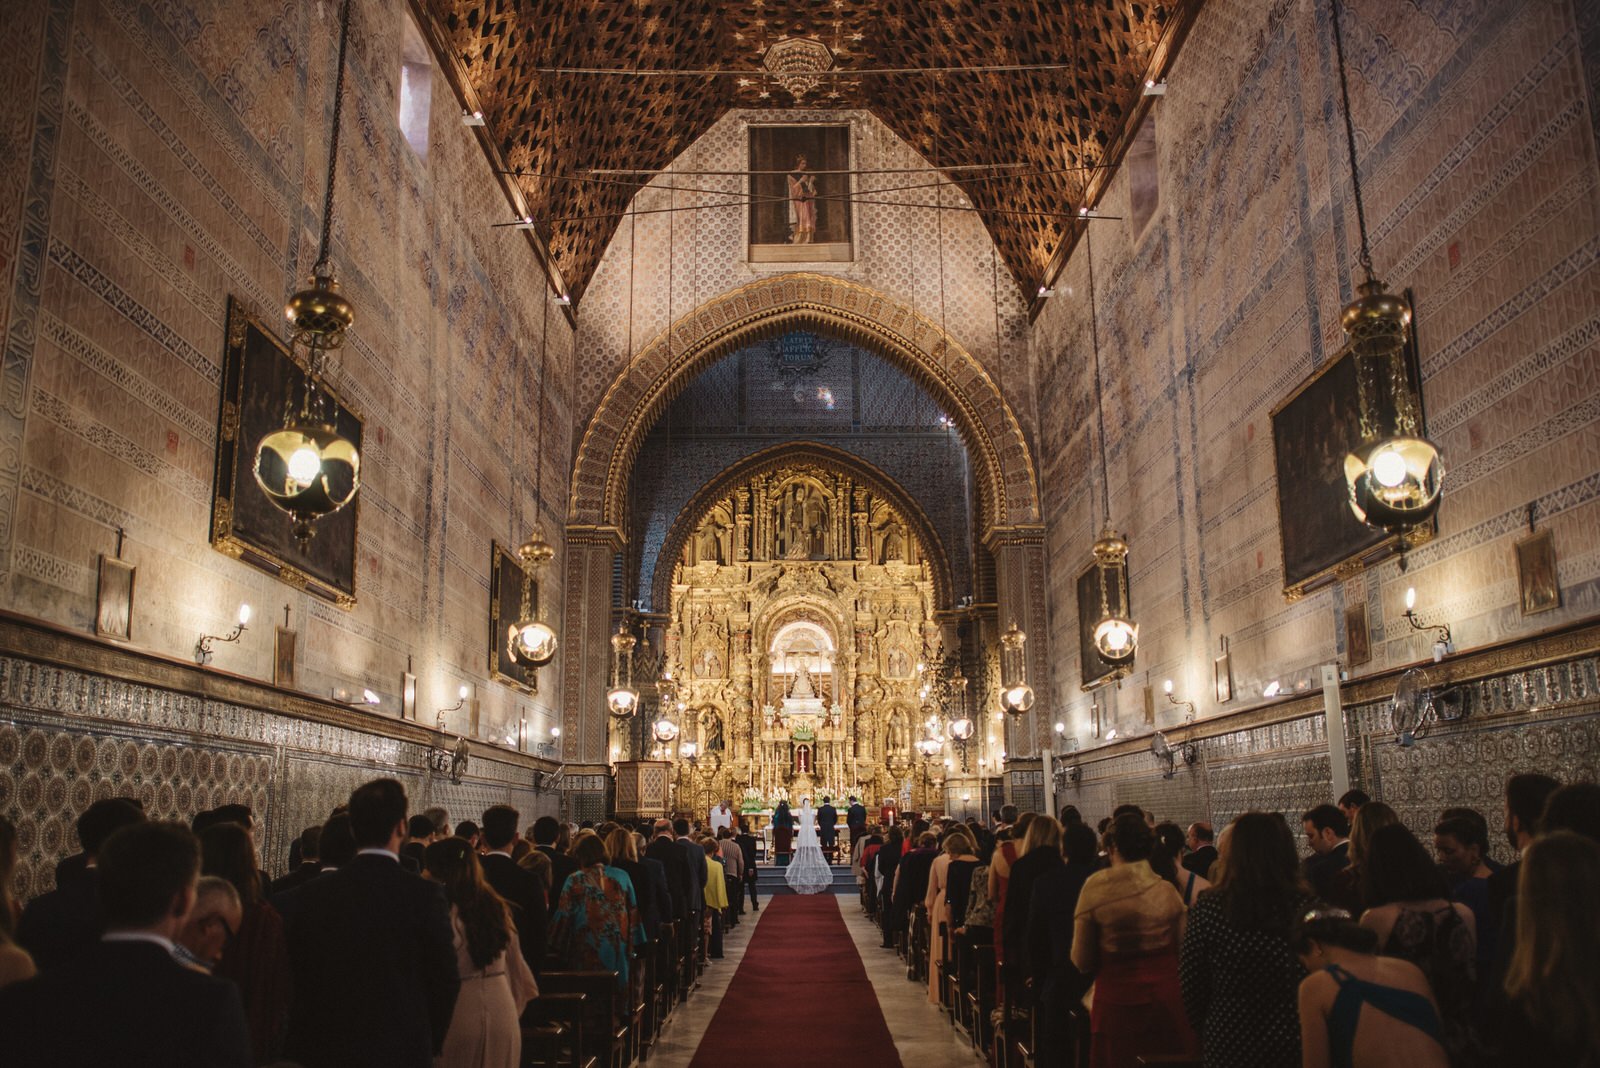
[645,896,986,1068]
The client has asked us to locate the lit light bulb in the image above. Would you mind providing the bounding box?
[458,685,469,699]
[362,689,379,704]
[286,445,322,486]
[237,604,252,626]
[1106,728,1118,740]
[1371,446,1409,488]
[1054,722,1066,733]
[550,726,561,737]
[1405,586,1417,611]
[1163,679,1173,695]
[1262,680,1281,698]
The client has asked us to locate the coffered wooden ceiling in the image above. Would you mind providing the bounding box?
[419,0,1200,305]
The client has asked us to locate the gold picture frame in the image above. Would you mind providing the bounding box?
[95,556,135,642]
[273,627,298,687]
[747,124,854,263]
[1515,529,1560,616]
[1213,650,1233,704]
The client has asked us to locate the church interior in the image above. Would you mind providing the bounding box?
[2,0,1598,1062]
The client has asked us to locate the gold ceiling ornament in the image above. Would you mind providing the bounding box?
[1090,525,1138,663]
[762,37,835,99]
[997,620,1035,716]
[607,623,640,718]
[1329,0,1442,536]
[255,0,361,547]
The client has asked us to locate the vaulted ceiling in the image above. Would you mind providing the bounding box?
[420,0,1200,304]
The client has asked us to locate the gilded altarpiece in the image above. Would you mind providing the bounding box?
[653,464,945,815]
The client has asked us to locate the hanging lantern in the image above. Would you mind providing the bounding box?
[1341,281,1443,533]
[653,715,680,743]
[997,621,1036,716]
[916,737,943,759]
[948,715,975,742]
[1090,525,1138,662]
[507,531,559,667]
[606,624,639,718]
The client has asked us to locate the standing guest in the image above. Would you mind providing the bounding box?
[987,810,1037,992]
[280,778,459,1068]
[1071,813,1197,1067]
[645,819,693,926]
[548,835,646,998]
[271,826,323,897]
[1154,822,1210,906]
[424,807,450,839]
[890,831,940,953]
[455,821,481,850]
[1497,830,1600,1065]
[772,800,795,862]
[1335,802,1400,914]
[0,821,252,1066]
[530,816,580,900]
[736,821,760,912]
[818,796,839,855]
[716,828,745,924]
[1180,812,1315,1068]
[876,824,905,946]
[1537,781,1600,843]
[1182,821,1218,879]
[479,805,546,976]
[1301,804,1352,905]
[15,798,144,972]
[316,812,357,871]
[401,814,436,871]
[1027,821,1099,1068]
[674,818,708,954]
[606,826,667,941]
[0,816,35,990]
[1434,814,1498,971]
[201,820,293,1062]
[423,838,537,1068]
[173,877,242,973]
[1358,823,1479,1062]
[1338,788,1372,827]
[847,796,868,849]
[709,799,736,836]
[1292,909,1448,1068]
[926,828,981,1003]
[1001,817,1065,1006]
[1486,772,1560,921]
[701,839,729,959]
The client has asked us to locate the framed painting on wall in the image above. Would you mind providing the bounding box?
[1515,529,1560,615]
[273,627,298,687]
[210,298,361,607]
[748,124,853,263]
[489,541,538,694]
[1077,559,1132,690]
[1271,293,1430,599]
[95,555,135,642]
[1344,601,1371,667]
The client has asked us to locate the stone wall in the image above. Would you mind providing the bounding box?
[0,0,574,748]
[1032,0,1600,751]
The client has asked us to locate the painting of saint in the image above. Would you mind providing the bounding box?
[1515,530,1560,615]
[695,646,723,678]
[749,125,853,263]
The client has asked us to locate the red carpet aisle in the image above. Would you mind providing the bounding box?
[687,895,903,1068]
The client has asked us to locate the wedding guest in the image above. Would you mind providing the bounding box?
[201,820,292,1061]
[316,811,357,870]
[716,828,744,924]
[0,816,35,990]
[1072,813,1196,1067]
[1338,788,1372,827]
[271,826,323,898]
[735,821,760,912]
[15,798,144,972]
[645,819,693,926]
[702,838,729,959]
[1301,804,1352,906]
[173,876,241,973]
[877,825,905,947]
[1026,821,1098,1068]
[1497,830,1600,1065]
[402,814,435,871]
[1434,813,1498,970]
[1359,823,1479,1062]
[1293,909,1447,1068]
[607,826,667,941]
[926,827,980,1003]
[423,807,450,839]
[772,800,795,861]
[455,820,481,850]
[1333,800,1400,913]
[1182,821,1218,879]
[1538,781,1600,842]
[479,805,546,975]
[530,816,579,895]
[674,817,708,954]
[1001,817,1064,1006]
[1154,822,1210,906]
[1180,812,1315,1068]
[890,831,939,953]
[986,810,1036,991]
[281,778,459,1068]
[1486,772,1559,920]
[423,838,537,1068]
[0,821,252,1066]
[548,834,646,998]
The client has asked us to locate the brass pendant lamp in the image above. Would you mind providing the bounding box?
[1330,0,1443,534]
[508,291,559,668]
[255,0,361,545]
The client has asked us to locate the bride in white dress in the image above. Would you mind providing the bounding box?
[785,797,833,894]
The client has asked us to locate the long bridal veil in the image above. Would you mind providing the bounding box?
[785,800,832,894]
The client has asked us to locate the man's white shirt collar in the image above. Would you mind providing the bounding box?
[358,847,401,862]
[103,931,177,954]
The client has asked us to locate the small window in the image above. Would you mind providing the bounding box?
[1126,117,1158,237]
[398,14,433,159]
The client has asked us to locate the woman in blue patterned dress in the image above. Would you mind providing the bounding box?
[548,832,646,997]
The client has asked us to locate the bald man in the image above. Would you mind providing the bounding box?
[174,876,242,973]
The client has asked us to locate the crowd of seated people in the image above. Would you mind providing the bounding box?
[0,779,759,1067]
[859,774,1600,1068]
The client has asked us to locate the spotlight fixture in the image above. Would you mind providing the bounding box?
[1262,680,1282,699]
[998,621,1036,716]
[513,216,537,230]
[1078,207,1109,219]
[462,108,486,126]
[1402,587,1454,661]
[1142,79,1168,96]
[553,294,572,306]
[195,604,251,665]
[1037,286,1056,298]
[606,624,640,718]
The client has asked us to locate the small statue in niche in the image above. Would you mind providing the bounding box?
[696,522,724,565]
[694,647,723,678]
[886,708,909,757]
[704,710,724,751]
[881,523,905,563]
[886,646,911,678]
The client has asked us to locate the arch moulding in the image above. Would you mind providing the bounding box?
[568,273,1040,538]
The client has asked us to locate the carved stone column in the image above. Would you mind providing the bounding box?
[986,525,1051,758]
[735,488,752,562]
[560,525,626,774]
[853,487,869,560]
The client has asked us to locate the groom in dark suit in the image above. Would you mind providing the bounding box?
[818,797,839,856]
[846,796,868,848]
[281,778,459,1068]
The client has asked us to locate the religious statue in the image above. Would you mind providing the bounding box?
[790,661,817,699]
[704,710,724,751]
[694,647,723,678]
[886,708,910,757]
[886,646,911,678]
[696,521,724,565]
[881,523,905,563]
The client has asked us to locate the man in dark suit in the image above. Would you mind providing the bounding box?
[735,823,760,911]
[530,814,579,895]
[818,797,839,856]
[1182,821,1217,879]
[16,798,145,973]
[646,819,693,923]
[0,820,252,1067]
[846,796,868,849]
[280,778,459,1068]
[479,804,547,973]
[1487,771,1561,920]
[877,830,906,947]
[674,817,708,955]
[1300,804,1354,908]
[271,826,323,898]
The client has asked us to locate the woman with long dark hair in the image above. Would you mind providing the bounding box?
[1179,812,1315,1067]
[424,837,537,1068]
[201,821,291,1062]
[1154,822,1210,907]
[772,800,795,863]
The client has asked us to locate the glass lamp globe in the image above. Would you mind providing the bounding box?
[253,419,360,544]
[606,684,639,718]
[948,716,975,742]
[653,717,680,743]
[999,681,1036,715]
[509,619,559,668]
[1344,436,1445,533]
[1093,615,1139,662]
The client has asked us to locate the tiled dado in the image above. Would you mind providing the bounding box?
[0,621,560,903]
[1055,624,1600,848]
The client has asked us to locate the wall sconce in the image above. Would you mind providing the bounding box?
[196,604,251,665]
[606,624,639,718]
[997,621,1035,716]
[436,684,469,730]
[1162,679,1197,723]
[1403,587,1454,661]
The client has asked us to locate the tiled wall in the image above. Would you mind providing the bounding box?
[0,0,574,748]
[1032,0,1600,749]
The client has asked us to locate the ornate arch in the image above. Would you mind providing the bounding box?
[651,442,956,610]
[569,273,1040,537]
